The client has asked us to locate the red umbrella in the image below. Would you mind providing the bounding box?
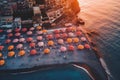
[22,28,27,32]
[15,33,21,37]
[68,45,75,51]
[54,30,60,34]
[61,33,68,38]
[29,42,35,48]
[55,34,60,39]
[0,29,3,33]
[5,39,11,44]
[46,34,53,39]
[66,27,72,32]
[0,46,4,51]
[60,29,66,33]
[30,49,37,55]
[76,31,82,36]
[7,33,13,38]
[27,37,33,42]
[15,28,20,32]
[84,44,90,49]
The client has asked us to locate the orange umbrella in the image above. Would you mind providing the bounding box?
[8,45,14,50]
[44,48,50,54]
[48,40,54,46]
[0,53,3,57]
[18,50,25,56]
[8,51,15,57]
[27,37,33,42]
[0,46,4,51]
[67,38,72,43]
[42,29,47,33]
[77,45,84,50]
[36,26,42,30]
[73,38,79,43]
[5,39,11,44]
[29,42,35,48]
[0,60,5,66]
[30,49,37,55]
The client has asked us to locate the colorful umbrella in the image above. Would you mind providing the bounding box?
[48,40,54,46]
[58,39,64,44]
[8,51,15,57]
[13,38,19,43]
[54,30,60,34]
[7,29,12,33]
[81,37,87,41]
[0,46,4,51]
[37,36,42,40]
[29,27,35,31]
[44,48,50,54]
[77,45,84,50]
[5,39,11,44]
[46,34,53,40]
[27,31,32,35]
[30,49,37,55]
[27,37,33,42]
[68,45,75,51]
[0,60,5,66]
[16,44,23,49]
[36,26,42,30]
[29,42,35,48]
[8,45,14,50]
[42,29,47,34]
[85,44,90,49]
[67,38,72,43]
[55,34,60,39]
[19,38,25,42]
[15,28,20,32]
[0,29,3,33]
[0,53,2,57]
[73,38,79,43]
[76,31,82,36]
[38,42,44,47]
[60,46,67,52]
[37,31,43,35]
[15,33,21,37]
[7,33,13,38]
[18,50,25,56]
[22,28,27,32]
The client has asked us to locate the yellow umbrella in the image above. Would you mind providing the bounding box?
[8,51,15,57]
[0,60,5,66]
[44,48,50,54]
[8,45,14,50]
[77,45,84,50]
[18,50,25,56]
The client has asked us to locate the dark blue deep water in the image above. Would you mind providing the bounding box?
[78,0,120,80]
[0,66,91,80]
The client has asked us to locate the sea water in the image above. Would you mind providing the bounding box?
[78,0,120,80]
[0,66,91,80]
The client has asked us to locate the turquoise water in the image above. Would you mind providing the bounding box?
[78,0,120,80]
[0,66,91,80]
